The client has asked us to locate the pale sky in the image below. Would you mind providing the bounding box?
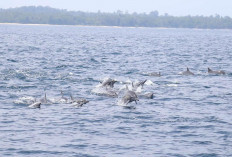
[1,0,232,17]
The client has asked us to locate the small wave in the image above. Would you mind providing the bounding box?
[13,96,35,105]
[91,86,118,98]
[144,80,154,85]
[6,85,37,90]
[166,84,178,87]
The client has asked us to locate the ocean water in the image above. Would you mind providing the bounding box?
[0,24,232,157]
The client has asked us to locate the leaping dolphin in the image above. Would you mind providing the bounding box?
[134,80,147,87]
[118,86,139,106]
[100,78,117,88]
[121,92,139,105]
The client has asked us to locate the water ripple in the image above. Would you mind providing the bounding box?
[0,25,232,157]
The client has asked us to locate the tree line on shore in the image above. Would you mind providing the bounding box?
[0,6,232,29]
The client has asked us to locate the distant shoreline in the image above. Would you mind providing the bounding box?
[1,6,232,30]
[0,22,174,29]
[1,22,231,31]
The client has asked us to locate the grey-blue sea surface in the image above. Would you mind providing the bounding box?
[0,24,232,157]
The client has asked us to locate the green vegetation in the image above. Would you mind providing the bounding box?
[0,6,232,29]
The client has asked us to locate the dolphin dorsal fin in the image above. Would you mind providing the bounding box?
[208,67,212,72]
[125,85,129,91]
[44,93,47,103]
[143,80,147,85]
[61,90,64,98]
[70,94,73,101]
[187,67,189,71]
